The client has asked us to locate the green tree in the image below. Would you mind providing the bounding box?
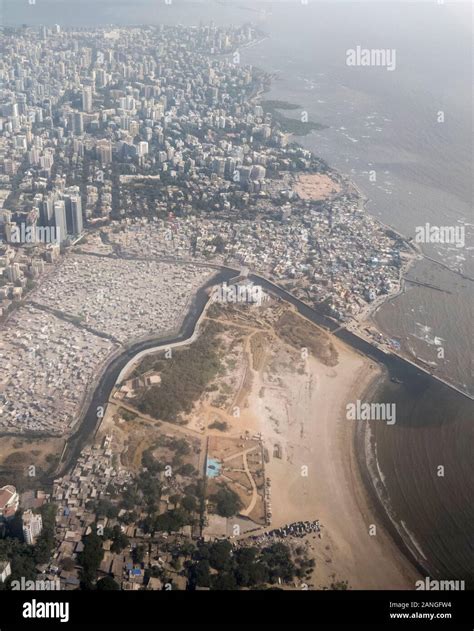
[96,576,120,591]
[189,559,210,588]
[208,540,232,571]
[181,495,197,513]
[79,531,104,589]
[211,572,237,590]
[169,494,181,507]
[110,526,129,554]
[210,485,242,518]
[133,545,145,564]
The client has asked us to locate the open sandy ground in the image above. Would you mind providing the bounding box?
[241,327,420,589]
[99,301,420,589]
[293,173,341,201]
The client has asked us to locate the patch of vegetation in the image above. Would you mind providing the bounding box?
[96,576,120,590]
[135,322,223,422]
[93,499,119,519]
[108,525,130,554]
[208,420,228,432]
[261,101,327,136]
[33,504,57,565]
[120,409,137,422]
[178,463,196,476]
[78,529,104,589]
[328,578,349,590]
[144,508,192,535]
[276,311,338,367]
[186,541,305,590]
[261,99,300,111]
[210,483,243,518]
[0,503,58,589]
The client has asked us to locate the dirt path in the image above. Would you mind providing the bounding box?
[240,449,259,517]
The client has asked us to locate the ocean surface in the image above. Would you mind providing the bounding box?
[237,2,473,397]
[3,0,473,585]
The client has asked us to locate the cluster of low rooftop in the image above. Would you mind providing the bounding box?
[0,304,113,434]
[32,254,212,343]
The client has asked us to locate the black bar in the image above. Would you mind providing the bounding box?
[0,590,472,629]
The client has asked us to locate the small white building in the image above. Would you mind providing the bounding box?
[0,485,19,521]
[22,509,43,545]
[0,560,11,583]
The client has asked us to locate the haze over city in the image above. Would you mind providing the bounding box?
[0,1,472,628]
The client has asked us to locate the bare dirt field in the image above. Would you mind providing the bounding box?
[200,300,419,589]
[0,436,65,486]
[293,173,341,201]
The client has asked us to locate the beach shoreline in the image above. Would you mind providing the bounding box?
[234,303,421,589]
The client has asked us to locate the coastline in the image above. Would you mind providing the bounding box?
[47,258,470,587]
[245,47,471,398]
[354,404,431,583]
[337,351,420,589]
[248,274,473,583]
[7,28,466,588]
[0,13,469,606]
[46,257,424,587]
[352,367,431,585]
[258,328,421,589]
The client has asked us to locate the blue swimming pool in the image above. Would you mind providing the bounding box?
[206,457,221,478]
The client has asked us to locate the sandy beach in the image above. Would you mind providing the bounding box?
[104,298,421,589]
[229,305,420,589]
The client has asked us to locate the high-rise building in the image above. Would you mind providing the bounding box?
[72,111,84,135]
[96,69,108,89]
[4,222,15,243]
[22,510,43,545]
[137,141,149,157]
[28,147,41,165]
[225,157,236,179]
[0,209,12,224]
[73,139,84,157]
[53,200,67,243]
[82,86,93,113]
[65,195,83,235]
[212,157,225,177]
[17,94,27,115]
[250,165,266,181]
[6,263,21,283]
[39,152,54,171]
[39,198,54,226]
[3,159,17,175]
[96,140,112,164]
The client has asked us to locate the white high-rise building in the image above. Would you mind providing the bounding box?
[137,141,149,157]
[53,200,67,243]
[82,86,93,113]
[22,510,43,545]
